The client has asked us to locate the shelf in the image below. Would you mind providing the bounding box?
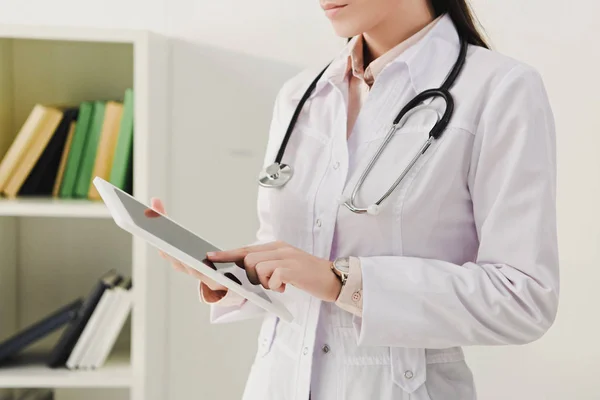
[0,198,110,218]
[0,24,170,399]
[0,352,131,388]
[0,24,147,44]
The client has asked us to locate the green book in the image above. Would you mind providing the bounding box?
[109,89,134,191]
[73,101,106,198]
[59,102,94,198]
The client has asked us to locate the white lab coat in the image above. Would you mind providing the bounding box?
[208,14,559,400]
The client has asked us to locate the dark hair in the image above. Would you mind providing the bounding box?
[431,0,489,48]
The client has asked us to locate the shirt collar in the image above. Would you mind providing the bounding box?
[293,13,461,100]
[347,15,442,86]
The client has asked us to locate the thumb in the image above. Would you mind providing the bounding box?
[145,198,165,218]
[150,197,165,214]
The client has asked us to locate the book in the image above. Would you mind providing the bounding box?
[16,390,53,400]
[109,89,134,193]
[46,271,121,368]
[73,101,106,198]
[0,299,82,365]
[2,107,64,198]
[59,102,94,198]
[85,277,132,369]
[0,390,13,400]
[0,105,52,192]
[65,277,132,370]
[52,121,77,197]
[19,108,79,196]
[66,285,118,370]
[88,101,124,200]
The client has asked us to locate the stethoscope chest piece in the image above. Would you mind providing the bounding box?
[258,162,293,188]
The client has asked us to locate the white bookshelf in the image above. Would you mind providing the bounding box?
[0,199,110,218]
[0,25,169,400]
[0,351,130,388]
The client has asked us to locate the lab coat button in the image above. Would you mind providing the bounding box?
[404,370,414,379]
[322,344,330,354]
[316,219,322,228]
[333,161,340,170]
[303,347,309,355]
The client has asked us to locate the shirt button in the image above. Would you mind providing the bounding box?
[333,161,340,170]
[315,219,322,228]
[303,347,309,355]
[322,344,330,354]
[404,370,414,380]
[352,291,361,302]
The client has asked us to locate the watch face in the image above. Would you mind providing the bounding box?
[334,257,350,274]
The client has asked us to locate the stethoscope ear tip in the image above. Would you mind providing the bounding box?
[367,204,380,216]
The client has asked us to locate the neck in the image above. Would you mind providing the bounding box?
[362,2,436,64]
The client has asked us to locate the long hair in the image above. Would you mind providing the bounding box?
[346,1,489,49]
[431,0,489,48]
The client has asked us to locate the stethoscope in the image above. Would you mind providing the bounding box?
[259,36,468,215]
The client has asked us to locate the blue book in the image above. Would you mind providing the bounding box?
[0,299,83,365]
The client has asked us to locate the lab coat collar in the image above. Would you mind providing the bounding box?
[399,14,461,93]
[297,14,460,100]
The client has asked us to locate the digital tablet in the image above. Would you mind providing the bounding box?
[92,177,293,322]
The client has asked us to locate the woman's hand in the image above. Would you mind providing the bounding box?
[207,241,342,302]
[147,198,229,302]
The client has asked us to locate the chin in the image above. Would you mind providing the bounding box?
[329,21,364,39]
[327,10,376,39]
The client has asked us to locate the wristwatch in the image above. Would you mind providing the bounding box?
[331,257,351,286]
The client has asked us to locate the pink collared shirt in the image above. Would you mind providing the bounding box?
[201,16,442,313]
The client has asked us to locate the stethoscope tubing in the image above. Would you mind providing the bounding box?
[262,34,470,214]
[342,105,439,214]
[274,65,331,165]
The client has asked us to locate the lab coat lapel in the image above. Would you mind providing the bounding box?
[340,15,462,213]
[401,14,462,94]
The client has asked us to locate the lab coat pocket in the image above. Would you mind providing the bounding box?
[339,327,401,400]
[347,128,431,212]
[256,315,279,357]
[391,347,428,396]
[420,360,476,400]
[243,316,279,400]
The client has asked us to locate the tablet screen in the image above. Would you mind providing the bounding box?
[113,189,239,277]
[97,179,291,321]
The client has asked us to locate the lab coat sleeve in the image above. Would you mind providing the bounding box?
[356,64,559,348]
[205,83,290,324]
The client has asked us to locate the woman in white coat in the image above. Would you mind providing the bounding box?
[153,0,559,399]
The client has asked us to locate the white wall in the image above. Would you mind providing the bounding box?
[0,1,597,399]
[0,0,165,31]
[465,2,600,399]
[165,0,341,66]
